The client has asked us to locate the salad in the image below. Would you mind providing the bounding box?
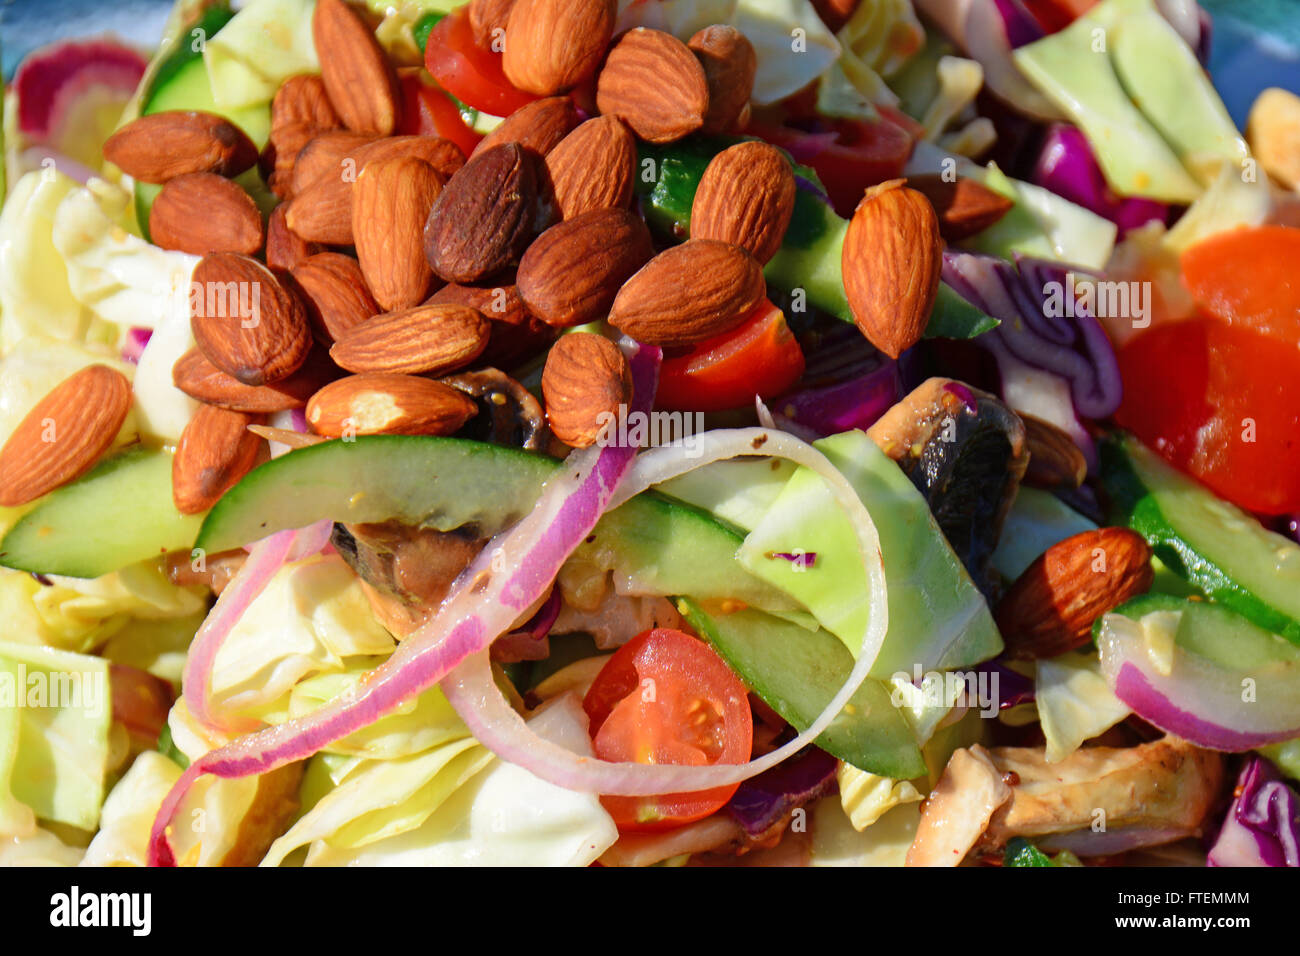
[0,0,1297,869]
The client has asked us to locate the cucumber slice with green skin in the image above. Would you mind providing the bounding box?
[1102,432,1300,645]
[0,449,204,578]
[678,598,926,778]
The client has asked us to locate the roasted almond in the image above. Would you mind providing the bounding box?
[353,156,443,311]
[596,28,708,144]
[172,346,339,412]
[0,365,132,507]
[690,141,794,264]
[842,179,943,359]
[290,252,380,342]
[312,0,401,136]
[190,253,314,386]
[502,0,616,96]
[266,204,323,273]
[543,115,636,220]
[542,332,632,448]
[906,173,1015,242]
[1021,413,1087,490]
[517,208,653,327]
[272,74,343,133]
[608,239,765,347]
[424,142,539,283]
[261,120,321,199]
[689,25,756,135]
[103,111,259,183]
[472,96,580,158]
[469,0,516,48]
[172,405,266,514]
[428,277,555,368]
[995,527,1154,660]
[149,172,264,256]
[306,373,478,437]
[290,131,378,194]
[330,303,490,375]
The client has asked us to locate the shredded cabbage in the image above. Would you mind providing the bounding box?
[1036,651,1131,762]
[836,763,922,831]
[203,0,320,110]
[809,795,919,866]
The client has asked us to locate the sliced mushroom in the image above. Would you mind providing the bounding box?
[905,745,1013,867]
[440,367,550,451]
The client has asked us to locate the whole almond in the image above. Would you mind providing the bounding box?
[472,96,580,158]
[469,0,516,48]
[103,111,258,183]
[517,208,653,328]
[689,25,756,134]
[424,143,539,283]
[266,204,323,272]
[1022,413,1087,490]
[995,527,1154,660]
[906,174,1015,242]
[149,172,264,256]
[313,0,401,136]
[190,253,313,386]
[596,29,708,144]
[272,74,343,133]
[542,332,632,448]
[842,179,943,359]
[172,347,340,413]
[307,373,478,437]
[502,0,616,96]
[428,277,555,368]
[290,131,378,194]
[608,239,765,347]
[291,252,380,342]
[690,141,794,264]
[261,120,320,199]
[172,405,265,513]
[543,115,636,220]
[330,303,490,375]
[0,365,132,507]
[353,157,443,311]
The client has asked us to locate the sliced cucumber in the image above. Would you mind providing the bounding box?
[1102,433,1300,644]
[0,449,203,578]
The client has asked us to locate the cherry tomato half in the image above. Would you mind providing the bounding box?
[655,300,806,412]
[583,628,754,832]
[397,71,483,157]
[423,6,536,118]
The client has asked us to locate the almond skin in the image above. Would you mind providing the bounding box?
[172,405,266,514]
[424,142,540,283]
[313,0,401,136]
[261,120,320,199]
[149,173,264,256]
[353,156,444,311]
[543,115,636,220]
[517,208,653,328]
[596,29,709,144]
[266,204,323,273]
[329,303,490,375]
[428,277,556,369]
[306,373,478,437]
[469,0,517,48]
[0,365,132,507]
[906,173,1015,242]
[995,527,1154,660]
[690,141,794,264]
[290,131,378,194]
[502,0,616,96]
[190,253,314,386]
[689,25,756,135]
[272,74,343,132]
[290,252,380,342]
[542,332,632,448]
[472,96,580,158]
[608,239,765,347]
[103,111,259,183]
[842,179,943,359]
[172,347,339,412]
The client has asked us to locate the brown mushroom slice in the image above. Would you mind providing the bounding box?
[905,745,1013,867]
[440,367,551,452]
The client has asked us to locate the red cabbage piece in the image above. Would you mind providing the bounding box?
[725,745,839,837]
[1034,125,1170,235]
[1207,757,1300,867]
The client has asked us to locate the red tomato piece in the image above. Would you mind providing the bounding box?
[1180,225,1300,345]
[397,71,483,157]
[423,6,536,118]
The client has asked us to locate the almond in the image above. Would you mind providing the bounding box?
[0,365,132,507]
[272,74,343,133]
[517,208,653,327]
[312,0,401,136]
[172,405,265,514]
[690,141,794,264]
[841,179,943,359]
[608,239,765,347]
[542,332,632,447]
[290,131,378,194]
[149,172,264,256]
[502,0,615,96]
[103,111,259,183]
[596,28,708,144]
[190,253,314,386]
[428,277,556,368]
[469,0,516,49]
[306,373,478,437]
[472,96,579,158]
[543,115,636,220]
[173,347,339,412]
[353,156,443,311]
[906,173,1015,242]
[261,120,320,199]
[995,527,1154,660]
[1021,413,1087,490]
[424,142,539,283]
[266,204,323,273]
[290,252,380,342]
[688,25,756,135]
[330,303,490,375]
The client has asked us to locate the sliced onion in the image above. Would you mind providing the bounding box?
[441,425,890,795]
[991,0,1045,48]
[1207,757,1300,868]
